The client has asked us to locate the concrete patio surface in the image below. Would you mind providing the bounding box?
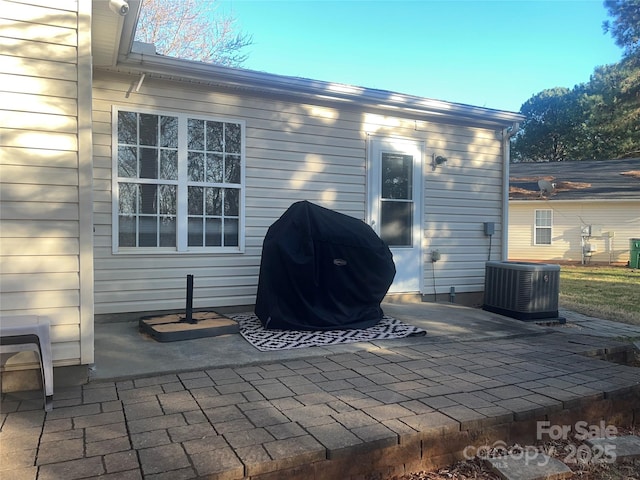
[1,302,640,479]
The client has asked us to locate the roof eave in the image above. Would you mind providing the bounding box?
[112,51,524,128]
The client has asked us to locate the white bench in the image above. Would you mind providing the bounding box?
[0,315,54,411]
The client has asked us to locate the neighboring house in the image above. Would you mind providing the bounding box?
[0,1,523,379]
[508,159,640,265]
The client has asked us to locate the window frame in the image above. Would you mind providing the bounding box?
[534,209,552,246]
[111,106,245,254]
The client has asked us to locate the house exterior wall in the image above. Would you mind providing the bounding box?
[92,70,506,316]
[0,0,94,366]
[508,200,640,264]
[420,129,504,297]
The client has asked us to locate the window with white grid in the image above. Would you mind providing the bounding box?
[113,108,244,253]
[534,209,552,245]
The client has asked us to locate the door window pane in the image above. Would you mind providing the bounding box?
[380,201,412,246]
[381,153,412,200]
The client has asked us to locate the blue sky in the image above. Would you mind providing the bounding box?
[217,0,623,112]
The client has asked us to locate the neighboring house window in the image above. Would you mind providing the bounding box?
[113,108,244,253]
[534,209,552,245]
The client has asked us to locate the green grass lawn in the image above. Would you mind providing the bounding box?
[559,264,640,326]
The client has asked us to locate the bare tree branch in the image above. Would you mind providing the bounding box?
[135,0,253,67]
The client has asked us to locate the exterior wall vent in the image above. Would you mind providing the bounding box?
[483,261,560,320]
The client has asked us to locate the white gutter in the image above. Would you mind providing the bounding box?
[501,123,520,261]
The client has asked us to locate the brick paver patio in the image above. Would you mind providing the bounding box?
[1,309,640,479]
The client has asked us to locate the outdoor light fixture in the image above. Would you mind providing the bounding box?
[109,0,129,16]
[431,154,448,171]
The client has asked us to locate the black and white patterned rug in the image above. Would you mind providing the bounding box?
[229,313,427,352]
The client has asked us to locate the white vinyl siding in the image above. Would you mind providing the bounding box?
[419,127,505,295]
[93,73,366,314]
[0,0,93,366]
[534,209,552,245]
[509,201,640,264]
[93,71,508,315]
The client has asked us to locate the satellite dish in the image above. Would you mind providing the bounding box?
[538,179,556,197]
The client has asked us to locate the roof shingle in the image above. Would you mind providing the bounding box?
[509,159,640,200]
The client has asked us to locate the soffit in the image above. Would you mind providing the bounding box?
[91,0,141,67]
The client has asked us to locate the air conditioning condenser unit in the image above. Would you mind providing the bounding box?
[483,261,562,321]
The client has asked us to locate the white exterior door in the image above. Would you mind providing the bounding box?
[368,137,423,293]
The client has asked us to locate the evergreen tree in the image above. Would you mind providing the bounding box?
[512,0,640,161]
[603,0,640,56]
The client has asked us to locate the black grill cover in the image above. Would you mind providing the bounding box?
[255,201,395,330]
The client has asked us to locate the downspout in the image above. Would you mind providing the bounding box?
[501,123,519,261]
